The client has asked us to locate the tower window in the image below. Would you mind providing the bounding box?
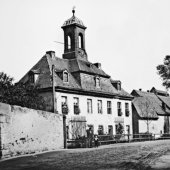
[68,35,71,49]
[79,33,83,48]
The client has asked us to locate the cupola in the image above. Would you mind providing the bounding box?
[61,8,88,61]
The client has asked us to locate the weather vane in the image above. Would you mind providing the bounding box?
[72,6,76,16]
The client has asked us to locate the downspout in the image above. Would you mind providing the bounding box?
[52,65,57,113]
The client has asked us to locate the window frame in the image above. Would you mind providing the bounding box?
[73,97,80,115]
[63,71,69,83]
[107,101,112,114]
[98,125,104,135]
[125,103,129,117]
[95,76,100,88]
[117,102,122,116]
[98,100,102,114]
[87,99,93,114]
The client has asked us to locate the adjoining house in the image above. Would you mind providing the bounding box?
[131,88,170,136]
[19,10,133,139]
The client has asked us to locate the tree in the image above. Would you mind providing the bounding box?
[157,55,170,90]
[0,72,14,103]
[138,97,156,134]
[0,72,46,110]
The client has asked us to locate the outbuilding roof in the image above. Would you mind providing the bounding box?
[131,89,170,118]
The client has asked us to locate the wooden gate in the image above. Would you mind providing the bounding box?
[67,116,86,139]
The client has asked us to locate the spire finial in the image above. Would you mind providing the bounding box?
[72,6,75,16]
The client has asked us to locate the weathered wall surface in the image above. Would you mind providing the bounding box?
[0,102,63,159]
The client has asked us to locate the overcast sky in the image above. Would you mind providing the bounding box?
[0,0,170,93]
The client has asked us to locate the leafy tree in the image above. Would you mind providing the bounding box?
[138,97,156,134]
[0,72,46,110]
[0,72,14,103]
[157,55,170,89]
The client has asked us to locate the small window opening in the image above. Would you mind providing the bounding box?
[68,35,71,49]
[79,33,83,48]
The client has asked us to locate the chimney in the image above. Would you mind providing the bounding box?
[46,51,55,58]
[139,89,142,91]
[94,63,101,69]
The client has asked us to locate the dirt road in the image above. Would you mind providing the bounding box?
[1,140,170,170]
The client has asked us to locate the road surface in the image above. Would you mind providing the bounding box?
[1,140,170,170]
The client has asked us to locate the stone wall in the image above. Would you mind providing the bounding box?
[0,102,63,159]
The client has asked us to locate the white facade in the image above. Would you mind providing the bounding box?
[139,116,164,137]
[56,92,132,138]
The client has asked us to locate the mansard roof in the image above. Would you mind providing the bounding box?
[19,53,132,99]
[69,59,110,77]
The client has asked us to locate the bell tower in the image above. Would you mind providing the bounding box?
[61,9,88,61]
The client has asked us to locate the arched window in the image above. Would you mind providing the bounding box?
[79,33,83,48]
[63,71,68,82]
[67,35,71,49]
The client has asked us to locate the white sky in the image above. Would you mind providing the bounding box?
[0,0,170,93]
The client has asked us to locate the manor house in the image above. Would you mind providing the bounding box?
[20,10,133,139]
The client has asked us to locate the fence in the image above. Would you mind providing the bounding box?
[67,133,170,148]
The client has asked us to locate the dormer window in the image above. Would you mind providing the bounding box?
[117,82,121,91]
[29,70,40,84]
[110,79,121,91]
[95,76,100,88]
[63,71,68,83]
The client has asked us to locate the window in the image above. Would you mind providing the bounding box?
[79,33,83,48]
[117,102,122,116]
[29,74,34,83]
[61,96,68,114]
[87,124,94,132]
[61,96,67,105]
[117,82,121,91]
[68,35,71,49]
[125,103,130,117]
[63,71,68,83]
[87,99,92,113]
[74,97,80,115]
[107,101,112,114]
[98,100,102,114]
[108,125,113,135]
[96,77,100,88]
[98,125,104,135]
[29,73,39,83]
